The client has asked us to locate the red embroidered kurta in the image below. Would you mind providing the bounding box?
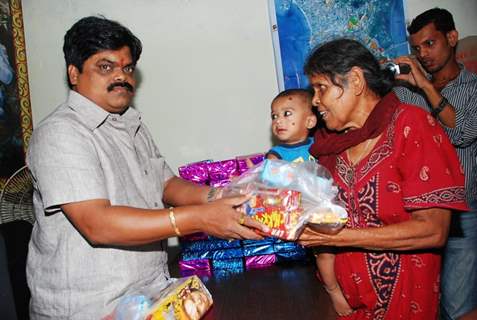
[323,104,467,319]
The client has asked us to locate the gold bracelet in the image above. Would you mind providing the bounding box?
[168,207,181,236]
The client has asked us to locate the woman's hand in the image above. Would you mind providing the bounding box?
[298,227,343,247]
[297,208,451,251]
[197,195,269,240]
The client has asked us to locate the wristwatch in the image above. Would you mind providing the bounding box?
[431,97,449,118]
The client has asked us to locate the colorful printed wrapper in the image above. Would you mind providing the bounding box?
[180,239,241,253]
[107,276,212,320]
[207,159,239,182]
[240,189,304,240]
[245,254,277,270]
[145,276,213,320]
[181,247,244,261]
[212,258,244,271]
[243,243,275,257]
[178,160,211,184]
[236,153,265,175]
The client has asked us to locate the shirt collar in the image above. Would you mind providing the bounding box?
[442,63,477,88]
[66,90,142,131]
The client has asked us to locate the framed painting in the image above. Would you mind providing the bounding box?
[268,0,409,90]
[0,0,31,190]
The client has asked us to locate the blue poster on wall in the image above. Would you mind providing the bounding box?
[269,0,409,90]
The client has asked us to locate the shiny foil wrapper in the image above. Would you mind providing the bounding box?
[276,249,308,262]
[213,268,244,280]
[236,153,265,175]
[179,258,211,272]
[179,269,213,278]
[245,254,277,270]
[178,160,211,184]
[181,239,241,252]
[207,159,239,182]
[242,237,276,246]
[212,258,244,271]
[243,243,275,257]
[181,247,244,261]
[273,241,304,253]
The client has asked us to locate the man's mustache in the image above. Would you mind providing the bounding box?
[107,82,134,93]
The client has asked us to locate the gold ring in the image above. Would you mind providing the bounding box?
[238,214,245,225]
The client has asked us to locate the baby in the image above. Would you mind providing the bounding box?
[266,89,316,162]
[267,89,352,317]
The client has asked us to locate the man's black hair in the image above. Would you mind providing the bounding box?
[63,16,142,88]
[407,8,455,35]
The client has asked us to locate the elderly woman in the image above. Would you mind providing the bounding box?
[299,38,467,319]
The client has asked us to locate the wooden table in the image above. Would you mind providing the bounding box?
[168,246,336,320]
[200,264,336,320]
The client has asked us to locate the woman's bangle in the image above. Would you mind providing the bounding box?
[168,207,181,236]
[323,284,339,293]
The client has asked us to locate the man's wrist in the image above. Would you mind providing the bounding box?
[431,97,449,118]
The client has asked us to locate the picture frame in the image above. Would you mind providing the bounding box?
[268,0,409,90]
[0,0,32,190]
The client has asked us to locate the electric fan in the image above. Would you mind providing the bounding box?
[0,165,34,224]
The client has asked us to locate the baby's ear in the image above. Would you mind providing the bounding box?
[306,114,317,129]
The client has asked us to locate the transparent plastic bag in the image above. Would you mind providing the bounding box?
[106,276,213,320]
[223,159,348,240]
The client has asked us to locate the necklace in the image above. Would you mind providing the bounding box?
[346,138,372,166]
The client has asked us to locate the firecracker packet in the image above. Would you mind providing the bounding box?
[223,159,348,240]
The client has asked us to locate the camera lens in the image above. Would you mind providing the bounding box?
[383,62,410,76]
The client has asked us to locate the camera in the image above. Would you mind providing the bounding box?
[383,62,411,76]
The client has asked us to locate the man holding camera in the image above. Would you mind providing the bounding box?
[394,8,477,320]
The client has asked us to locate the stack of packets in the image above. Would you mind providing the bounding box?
[106,275,212,320]
[178,154,309,277]
[178,153,265,186]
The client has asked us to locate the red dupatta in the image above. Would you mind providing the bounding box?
[310,92,400,171]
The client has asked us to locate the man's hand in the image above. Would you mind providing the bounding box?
[198,195,269,240]
[394,55,432,90]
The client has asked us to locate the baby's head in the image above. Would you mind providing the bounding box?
[271,89,317,144]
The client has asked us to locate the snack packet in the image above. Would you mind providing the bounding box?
[108,276,212,320]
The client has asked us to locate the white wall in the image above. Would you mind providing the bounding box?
[23,0,278,172]
[22,0,477,172]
